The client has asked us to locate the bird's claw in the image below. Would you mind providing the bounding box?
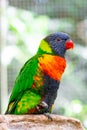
[39,101,48,108]
[44,113,53,121]
[36,102,53,120]
[36,101,48,112]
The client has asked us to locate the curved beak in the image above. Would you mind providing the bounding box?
[65,39,74,50]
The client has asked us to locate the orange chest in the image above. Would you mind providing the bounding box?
[38,54,66,81]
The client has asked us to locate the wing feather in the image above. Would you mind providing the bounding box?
[5,55,39,114]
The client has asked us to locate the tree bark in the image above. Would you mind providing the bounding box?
[0,114,85,130]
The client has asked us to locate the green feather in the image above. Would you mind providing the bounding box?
[6,55,39,113]
[37,39,53,54]
[14,91,41,114]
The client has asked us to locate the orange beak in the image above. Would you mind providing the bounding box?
[65,39,74,50]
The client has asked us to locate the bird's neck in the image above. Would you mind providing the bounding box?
[37,40,66,58]
[37,40,54,55]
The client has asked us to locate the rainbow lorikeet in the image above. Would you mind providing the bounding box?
[5,32,74,115]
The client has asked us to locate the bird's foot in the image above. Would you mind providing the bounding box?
[36,101,48,112]
[44,113,53,121]
[36,101,53,120]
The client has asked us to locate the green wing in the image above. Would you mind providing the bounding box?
[5,55,39,114]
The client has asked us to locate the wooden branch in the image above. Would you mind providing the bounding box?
[0,114,85,130]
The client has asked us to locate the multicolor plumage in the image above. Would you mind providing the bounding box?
[5,32,74,115]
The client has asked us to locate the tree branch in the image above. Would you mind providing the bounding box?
[0,114,85,130]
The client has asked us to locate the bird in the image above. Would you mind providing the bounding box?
[5,32,74,116]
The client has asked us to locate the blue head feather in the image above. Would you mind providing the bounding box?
[44,32,70,57]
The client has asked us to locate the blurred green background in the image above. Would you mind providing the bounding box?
[0,0,87,129]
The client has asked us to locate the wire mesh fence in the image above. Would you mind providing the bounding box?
[0,0,87,128]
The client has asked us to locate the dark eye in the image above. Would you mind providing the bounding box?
[56,38,61,42]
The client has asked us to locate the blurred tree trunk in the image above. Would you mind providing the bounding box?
[0,0,8,114]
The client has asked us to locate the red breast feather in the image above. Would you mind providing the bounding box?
[38,54,66,81]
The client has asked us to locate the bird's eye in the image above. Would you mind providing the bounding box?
[56,38,61,42]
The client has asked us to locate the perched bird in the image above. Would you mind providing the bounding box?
[5,32,74,115]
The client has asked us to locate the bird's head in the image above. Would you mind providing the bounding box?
[37,32,74,57]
